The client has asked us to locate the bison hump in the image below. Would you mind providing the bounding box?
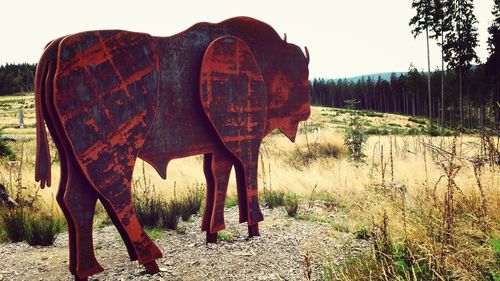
[53,30,159,188]
[200,36,267,159]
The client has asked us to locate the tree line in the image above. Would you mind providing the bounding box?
[310,64,498,129]
[0,63,37,95]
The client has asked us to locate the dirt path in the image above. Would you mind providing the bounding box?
[0,204,369,280]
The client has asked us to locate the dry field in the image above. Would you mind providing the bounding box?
[1,95,499,280]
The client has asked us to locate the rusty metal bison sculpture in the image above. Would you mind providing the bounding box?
[35,16,310,280]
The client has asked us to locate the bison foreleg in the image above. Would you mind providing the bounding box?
[95,176,162,269]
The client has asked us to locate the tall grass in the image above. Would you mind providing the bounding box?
[132,164,204,230]
[0,143,63,246]
[322,133,500,280]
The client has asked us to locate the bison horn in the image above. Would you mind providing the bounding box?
[283,33,287,44]
[304,46,310,65]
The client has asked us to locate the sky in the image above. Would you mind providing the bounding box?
[0,0,495,79]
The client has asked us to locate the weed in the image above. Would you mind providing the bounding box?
[144,227,164,240]
[217,231,234,242]
[353,226,370,240]
[304,251,313,280]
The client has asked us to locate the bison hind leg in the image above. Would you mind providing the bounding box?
[201,149,234,243]
[63,159,104,279]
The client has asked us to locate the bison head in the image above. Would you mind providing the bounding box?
[264,39,311,142]
[222,16,311,141]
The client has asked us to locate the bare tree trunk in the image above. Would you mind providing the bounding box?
[459,64,463,127]
[426,27,432,129]
[441,30,445,129]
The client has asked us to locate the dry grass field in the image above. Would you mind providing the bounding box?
[1,94,499,280]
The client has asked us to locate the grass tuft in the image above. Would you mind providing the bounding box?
[262,189,286,209]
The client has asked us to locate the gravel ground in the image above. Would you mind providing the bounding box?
[0,202,369,280]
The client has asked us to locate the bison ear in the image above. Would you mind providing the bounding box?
[304,47,310,65]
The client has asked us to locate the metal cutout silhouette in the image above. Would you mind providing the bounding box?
[34,17,310,280]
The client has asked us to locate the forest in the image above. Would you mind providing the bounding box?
[0,63,36,95]
[310,63,499,130]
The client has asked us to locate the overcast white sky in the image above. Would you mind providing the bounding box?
[0,0,495,78]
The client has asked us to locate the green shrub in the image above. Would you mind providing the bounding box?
[1,209,25,242]
[1,209,63,246]
[365,127,390,135]
[262,189,285,209]
[284,193,299,217]
[354,226,370,240]
[358,109,384,118]
[162,201,180,230]
[24,214,63,246]
[217,231,234,242]
[331,222,350,233]
[344,100,367,163]
[178,185,204,221]
[0,133,16,160]
[289,142,346,169]
[144,227,164,240]
[225,195,238,208]
[408,116,427,125]
[134,192,165,228]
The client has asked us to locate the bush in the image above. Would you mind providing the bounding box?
[134,191,165,228]
[0,133,16,160]
[1,209,25,242]
[284,193,299,217]
[353,226,370,240]
[344,119,367,162]
[262,189,285,209]
[24,214,63,246]
[289,141,346,169]
[365,127,390,135]
[408,116,427,125]
[178,185,204,221]
[0,209,63,246]
[162,201,180,230]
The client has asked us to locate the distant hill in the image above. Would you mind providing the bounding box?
[333,72,406,83]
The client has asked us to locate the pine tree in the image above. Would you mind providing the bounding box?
[486,0,500,76]
[410,0,434,129]
[486,0,500,129]
[432,0,453,129]
[443,0,479,127]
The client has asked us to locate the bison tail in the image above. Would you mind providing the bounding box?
[34,55,51,189]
